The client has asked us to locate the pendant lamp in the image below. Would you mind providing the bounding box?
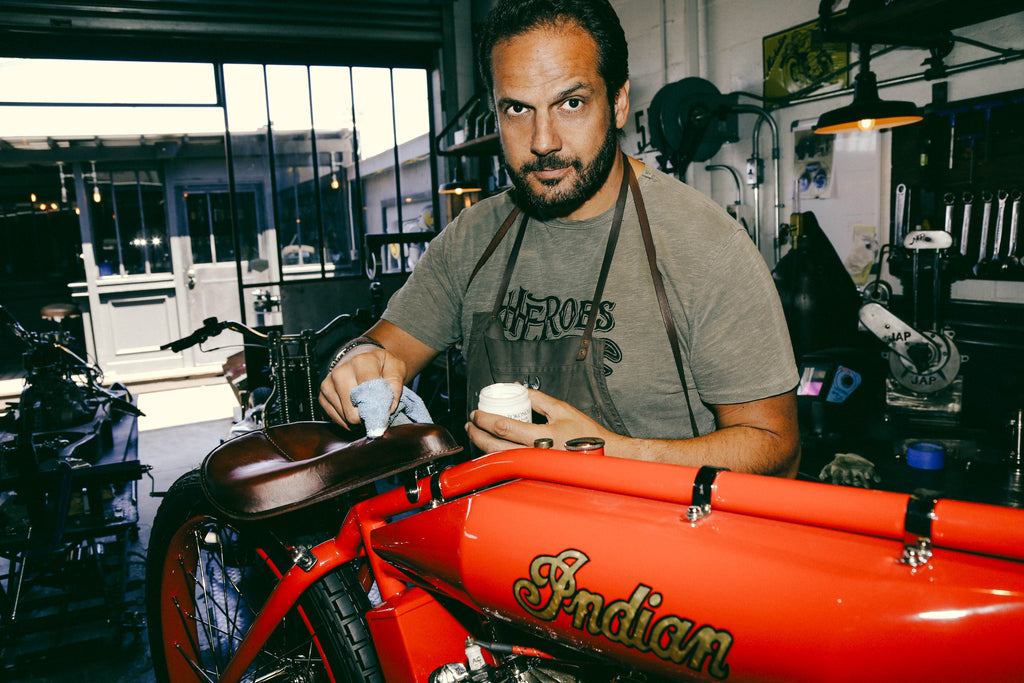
[815,43,922,135]
[438,179,482,195]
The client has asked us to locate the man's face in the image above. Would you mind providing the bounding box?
[491,24,629,220]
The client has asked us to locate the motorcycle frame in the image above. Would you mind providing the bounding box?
[193,446,1024,683]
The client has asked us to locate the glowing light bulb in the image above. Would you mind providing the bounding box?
[30,193,37,203]
[39,203,47,211]
[93,186,102,203]
[857,118,876,132]
[50,203,58,210]
[330,173,339,190]
[75,207,81,215]
[454,187,464,195]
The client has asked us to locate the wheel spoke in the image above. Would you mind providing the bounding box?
[172,519,327,682]
[149,474,376,682]
[173,641,217,683]
[173,594,209,673]
[194,527,228,673]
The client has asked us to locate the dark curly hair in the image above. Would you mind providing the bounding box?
[476,0,629,108]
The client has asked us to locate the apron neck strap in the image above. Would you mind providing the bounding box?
[467,205,521,289]
[489,211,530,320]
[629,157,701,438]
[575,152,631,361]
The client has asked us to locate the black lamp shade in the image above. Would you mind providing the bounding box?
[814,67,922,135]
[438,180,482,195]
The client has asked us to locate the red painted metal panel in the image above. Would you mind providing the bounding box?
[366,587,474,683]
[372,478,1024,682]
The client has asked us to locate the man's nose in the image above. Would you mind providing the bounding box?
[530,113,561,156]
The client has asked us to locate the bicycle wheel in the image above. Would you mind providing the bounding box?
[145,470,382,682]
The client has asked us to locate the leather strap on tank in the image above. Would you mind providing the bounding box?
[430,470,445,503]
[901,495,937,567]
[692,465,726,507]
[687,465,727,522]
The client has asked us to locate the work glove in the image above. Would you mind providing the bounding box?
[819,452,881,489]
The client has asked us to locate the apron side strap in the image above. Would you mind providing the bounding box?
[629,163,702,439]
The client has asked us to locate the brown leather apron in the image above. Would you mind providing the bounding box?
[464,154,700,438]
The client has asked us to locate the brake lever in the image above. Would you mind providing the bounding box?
[160,317,225,352]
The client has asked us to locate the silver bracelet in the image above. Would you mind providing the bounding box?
[327,336,385,372]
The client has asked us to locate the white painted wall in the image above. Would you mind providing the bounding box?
[611,0,1024,303]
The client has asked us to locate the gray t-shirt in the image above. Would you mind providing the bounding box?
[384,163,798,439]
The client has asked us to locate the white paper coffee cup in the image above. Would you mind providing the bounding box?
[478,382,532,422]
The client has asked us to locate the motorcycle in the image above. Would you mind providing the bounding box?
[145,329,1024,682]
[0,303,145,665]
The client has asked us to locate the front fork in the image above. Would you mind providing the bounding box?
[216,475,433,683]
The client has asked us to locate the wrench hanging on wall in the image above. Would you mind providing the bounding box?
[893,183,910,245]
[973,191,994,277]
[959,191,973,258]
[1002,190,1022,276]
[943,193,955,233]
[993,190,1009,263]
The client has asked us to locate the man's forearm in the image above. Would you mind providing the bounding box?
[604,424,801,477]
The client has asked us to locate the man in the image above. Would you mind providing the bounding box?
[320,0,801,476]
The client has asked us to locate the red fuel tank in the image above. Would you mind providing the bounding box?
[371,477,1024,682]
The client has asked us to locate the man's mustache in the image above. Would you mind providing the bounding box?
[520,155,582,173]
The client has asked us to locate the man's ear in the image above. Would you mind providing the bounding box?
[614,79,630,130]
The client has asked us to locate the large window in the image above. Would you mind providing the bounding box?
[92,170,172,276]
[184,190,259,265]
[352,67,435,277]
[0,57,437,322]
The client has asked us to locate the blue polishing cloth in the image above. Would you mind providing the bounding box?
[350,378,433,438]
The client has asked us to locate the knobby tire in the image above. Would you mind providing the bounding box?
[145,469,382,682]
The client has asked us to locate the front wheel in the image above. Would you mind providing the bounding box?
[145,470,382,682]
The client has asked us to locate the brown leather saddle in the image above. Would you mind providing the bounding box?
[201,422,462,520]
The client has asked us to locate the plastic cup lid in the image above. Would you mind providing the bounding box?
[907,441,945,470]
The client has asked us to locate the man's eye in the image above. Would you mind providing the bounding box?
[563,98,583,110]
[507,104,527,115]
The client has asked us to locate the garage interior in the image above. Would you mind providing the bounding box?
[1,0,1024,680]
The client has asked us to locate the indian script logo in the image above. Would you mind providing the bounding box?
[513,549,733,679]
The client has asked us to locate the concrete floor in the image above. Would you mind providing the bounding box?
[3,382,238,682]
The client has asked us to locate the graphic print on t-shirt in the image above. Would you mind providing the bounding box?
[498,286,621,376]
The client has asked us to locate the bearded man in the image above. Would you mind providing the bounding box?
[319,0,801,476]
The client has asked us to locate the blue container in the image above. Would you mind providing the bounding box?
[906,442,946,471]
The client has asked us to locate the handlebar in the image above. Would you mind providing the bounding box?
[160,313,356,354]
[0,304,31,342]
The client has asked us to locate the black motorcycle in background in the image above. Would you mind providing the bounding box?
[0,304,145,670]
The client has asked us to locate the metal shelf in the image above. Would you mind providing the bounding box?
[826,0,1024,48]
[437,132,500,157]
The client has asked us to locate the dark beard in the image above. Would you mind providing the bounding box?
[506,122,620,219]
